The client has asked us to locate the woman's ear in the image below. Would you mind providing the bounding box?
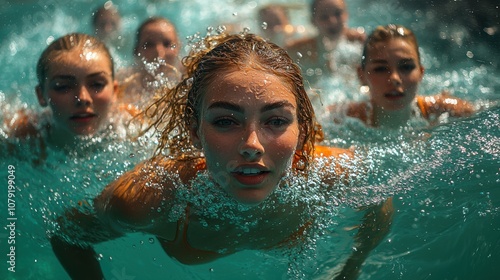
[189,118,202,149]
[35,85,48,107]
[418,64,425,82]
[112,80,119,102]
[357,66,368,86]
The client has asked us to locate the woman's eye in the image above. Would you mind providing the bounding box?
[163,40,172,48]
[90,81,107,92]
[267,117,290,127]
[399,63,416,72]
[372,66,389,73]
[213,118,236,127]
[52,82,74,92]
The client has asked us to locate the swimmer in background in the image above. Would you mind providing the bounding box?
[330,24,475,128]
[257,4,305,47]
[285,0,365,81]
[92,1,122,45]
[4,33,139,152]
[50,33,393,280]
[118,17,183,106]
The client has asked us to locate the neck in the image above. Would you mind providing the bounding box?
[372,103,413,128]
[46,126,81,149]
[317,35,340,53]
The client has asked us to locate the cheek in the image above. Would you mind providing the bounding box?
[366,76,386,91]
[47,94,71,113]
[403,75,421,90]
[94,91,116,112]
[199,127,232,158]
[271,131,300,159]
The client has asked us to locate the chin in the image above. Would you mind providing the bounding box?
[233,191,270,207]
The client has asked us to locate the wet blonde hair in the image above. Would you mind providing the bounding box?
[144,33,321,171]
[361,24,420,69]
[36,33,114,89]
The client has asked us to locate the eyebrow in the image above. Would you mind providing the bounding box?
[50,72,111,80]
[369,59,388,64]
[207,101,243,112]
[370,58,416,64]
[261,101,295,112]
[207,100,295,113]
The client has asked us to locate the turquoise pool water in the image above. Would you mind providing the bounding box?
[1,0,499,279]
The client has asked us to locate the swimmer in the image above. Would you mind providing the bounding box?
[257,4,301,47]
[92,1,122,44]
[118,17,183,105]
[5,33,139,149]
[286,0,365,80]
[332,24,475,128]
[50,33,393,280]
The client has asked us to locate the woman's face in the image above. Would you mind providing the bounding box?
[359,38,424,111]
[36,48,117,136]
[94,10,121,40]
[136,21,179,67]
[312,0,348,40]
[191,68,302,205]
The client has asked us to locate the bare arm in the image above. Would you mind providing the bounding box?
[315,147,394,279]
[335,197,394,280]
[50,206,118,280]
[50,156,204,279]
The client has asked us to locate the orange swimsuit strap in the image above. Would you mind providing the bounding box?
[416,96,429,119]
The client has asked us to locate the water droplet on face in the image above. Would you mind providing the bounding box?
[261,22,268,30]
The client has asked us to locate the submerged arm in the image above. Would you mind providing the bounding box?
[50,205,119,280]
[315,146,394,279]
[335,197,394,280]
[51,156,202,279]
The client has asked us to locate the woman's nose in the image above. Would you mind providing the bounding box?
[388,71,403,86]
[155,44,166,59]
[75,87,92,106]
[239,128,264,161]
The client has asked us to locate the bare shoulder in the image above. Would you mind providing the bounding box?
[94,156,206,230]
[5,109,40,139]
[418,91,475,118]
[285,37,316,54]
[343,27,366,43]
[345,102,370,124]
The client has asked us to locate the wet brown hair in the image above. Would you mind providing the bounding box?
[36,33,114,89]
[361,24,420,69]
[144,33,321,171]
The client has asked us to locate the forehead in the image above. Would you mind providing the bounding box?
[140,22,177,40]
[315,0,345,11]
[47,49,112,76]
[96,10,119,22]
[367,38,419,61]
[203,69,296,107]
